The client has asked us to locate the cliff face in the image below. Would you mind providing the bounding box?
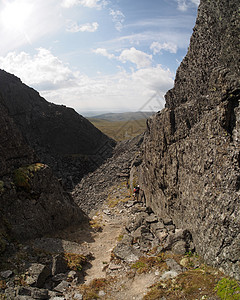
[140,0,240,279]
[0,93,85,246]
[0,70,116,189]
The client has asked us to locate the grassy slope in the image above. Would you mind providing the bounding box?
[88,118,147,141]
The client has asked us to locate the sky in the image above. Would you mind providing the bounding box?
[0,0,199,115]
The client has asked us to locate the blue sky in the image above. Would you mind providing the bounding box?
[0,0,199,115]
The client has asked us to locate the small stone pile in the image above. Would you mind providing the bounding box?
[112,199,195,264]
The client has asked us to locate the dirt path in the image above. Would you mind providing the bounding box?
[83,211,124,284]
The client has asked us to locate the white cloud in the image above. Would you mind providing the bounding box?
[0,49,174,112]
[66,21,99,32]
[92,48,115,59]
[93,47,153,69]
[150,42,177,54]
[119,47,152,69]
[109,9,125,31]
[0,48,77,90]
[176,0,199,11]
[61,0,108,9]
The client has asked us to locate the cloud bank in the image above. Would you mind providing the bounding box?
[0,48,174,112]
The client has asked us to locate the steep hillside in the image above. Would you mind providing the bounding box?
[138,0,240,279]
[0,70,116,189]
[0,93,85,246]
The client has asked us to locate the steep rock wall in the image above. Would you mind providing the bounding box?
[0,94,85,245]
[140,0,240,279]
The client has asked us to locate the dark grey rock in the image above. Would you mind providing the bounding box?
[166,259,184,273]
[0,270,13,279]
[162,218,173,226]
[172,240,187,255]
[53,280,70,293]
[25,263,51,288]
[146,214,158,223]
[52,255,68,276]
[150,222,165,232]
[17,287,32,296]
[52,273,68,283]
[32,288,48,299]
[113,242,140,262]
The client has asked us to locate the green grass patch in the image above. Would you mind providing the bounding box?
[215,278,240,300]
[13,163,45,190]
[64,253,87,272]
[144,265,224,300]
[131,256,164,274]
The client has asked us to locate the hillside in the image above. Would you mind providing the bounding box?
[0,92,85,244]
[0,70,116,189]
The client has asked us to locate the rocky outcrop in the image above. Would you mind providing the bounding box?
[139,0,240,279]
[0,70,116,189]
[0,93,85,245]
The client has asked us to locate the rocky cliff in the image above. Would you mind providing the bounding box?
[0,70,116,189]
[0,92,85,247]
[139,0,240,279]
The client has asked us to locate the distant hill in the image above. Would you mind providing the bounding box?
[90,111,155,122]
[88,111,155,141]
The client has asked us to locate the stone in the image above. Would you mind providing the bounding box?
[73,293,83,300]
[0,270,13,279]
[113,242,140,262]
[150,222,165,232]
[180,257,190,268]
[160,270,179,280]
[32,288,48,299]
[53,280,70,293]
[52,273,68,282]
[108,263,122,270]
[166,259,184,273]
[98,290,106,296]
[155,230,168,241]
[146,214,158,223]
[172,240,187,255]
[52,255,68,276]
[67,270,77,280]
[17,287,32,296]
[162,218,173,226]
[166,225,175,232]
[25,264,51,288]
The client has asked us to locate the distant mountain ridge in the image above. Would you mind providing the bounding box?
[90,111,155,122]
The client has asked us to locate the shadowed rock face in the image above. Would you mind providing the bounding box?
[0,70,116,188]
[0,94,85,244]
[139,0,240,279]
